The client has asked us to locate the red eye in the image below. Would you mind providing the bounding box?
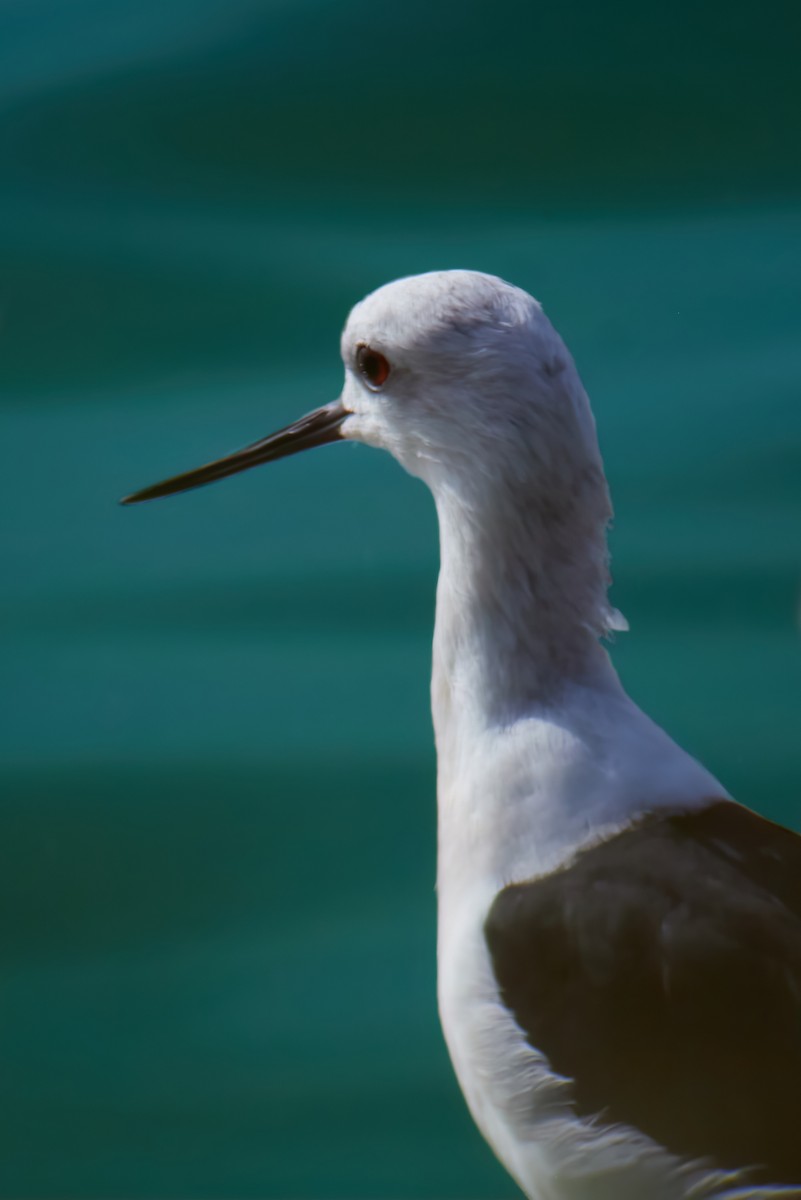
[356,344,390,389]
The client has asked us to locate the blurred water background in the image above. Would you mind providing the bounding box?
[1,0,800,1196]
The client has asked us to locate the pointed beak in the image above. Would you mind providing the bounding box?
[120,400,348,505]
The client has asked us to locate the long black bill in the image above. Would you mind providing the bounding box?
[120,401,348,505]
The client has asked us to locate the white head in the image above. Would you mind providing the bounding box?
[122,270,621,641]
[340,271,605,494]
[340,272,620,645]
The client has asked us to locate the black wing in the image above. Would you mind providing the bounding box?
[485,801,801,1186]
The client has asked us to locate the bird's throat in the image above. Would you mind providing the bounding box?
[430,482,615,755]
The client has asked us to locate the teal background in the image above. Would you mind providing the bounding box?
[1,1,800,1196]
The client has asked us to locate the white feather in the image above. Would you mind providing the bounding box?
[336,270,779,1200]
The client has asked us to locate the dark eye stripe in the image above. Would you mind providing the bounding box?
[356,344,391,389]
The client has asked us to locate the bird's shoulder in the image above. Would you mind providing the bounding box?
[484,799,801,1185]
[487,799,801,962]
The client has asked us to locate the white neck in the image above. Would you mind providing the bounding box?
[428,465,725,895]
[430,463,620,764]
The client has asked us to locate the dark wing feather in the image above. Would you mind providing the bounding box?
[485,801,801,1186]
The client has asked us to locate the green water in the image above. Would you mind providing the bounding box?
[1,1,800,1196]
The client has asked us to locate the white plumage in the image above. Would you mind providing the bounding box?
[124,270,801,1200]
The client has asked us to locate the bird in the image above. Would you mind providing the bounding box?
[122,270,801,1200]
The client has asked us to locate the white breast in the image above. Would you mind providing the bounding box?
[433,690,770,1200]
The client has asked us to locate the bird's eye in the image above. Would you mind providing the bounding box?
[356,344,391,389]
